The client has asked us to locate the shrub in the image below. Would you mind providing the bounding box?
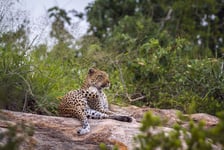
[112,38,224,115]
[134,111,224,150]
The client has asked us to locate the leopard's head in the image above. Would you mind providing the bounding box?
[84,68,110,89]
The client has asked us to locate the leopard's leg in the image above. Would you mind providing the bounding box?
[87,96,115,115]
[86,90,132,122]
[88,99,132,121]
[97,107,132,122]
[85,108,108,119]
[86,108,132,122]
[77,117,90,135]
[94,105,116,115]
[73,106,90,135]
[96,102,132,122]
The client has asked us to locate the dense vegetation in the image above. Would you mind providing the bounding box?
[0,0,224,116]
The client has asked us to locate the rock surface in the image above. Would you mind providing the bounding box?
[0,105,220,150]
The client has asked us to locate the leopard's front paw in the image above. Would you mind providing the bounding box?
[77,127,90,135]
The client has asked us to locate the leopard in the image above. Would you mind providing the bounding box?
[58,68,132,135]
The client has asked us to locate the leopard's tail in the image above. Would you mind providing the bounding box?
[109,115,132,122]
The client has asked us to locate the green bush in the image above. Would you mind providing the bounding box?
[0,44,30,110]
[108,38,224,115]
[134,111,224,150]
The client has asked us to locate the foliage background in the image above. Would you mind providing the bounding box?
[0,0,224,116]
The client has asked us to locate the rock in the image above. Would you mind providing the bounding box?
[189,113,220,127]
[0,109,140,150]
[110,105,219,128]
[0,105,220,150]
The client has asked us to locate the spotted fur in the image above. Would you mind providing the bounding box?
[58,68,132,135]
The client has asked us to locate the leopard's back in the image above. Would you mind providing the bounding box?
[58,89,87,117]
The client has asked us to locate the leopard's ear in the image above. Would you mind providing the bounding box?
[88,68,96,75]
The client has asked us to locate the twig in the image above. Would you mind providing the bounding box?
[26,35,38,51]
[159,8,173,31]
[10,72,34,112]
[15,73,34,97]
[220,61,224,75]
[116,61,132,101]
[23,91,28,112]
[129,96,146,102]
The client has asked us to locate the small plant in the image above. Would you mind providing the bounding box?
[134,111,224,150]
